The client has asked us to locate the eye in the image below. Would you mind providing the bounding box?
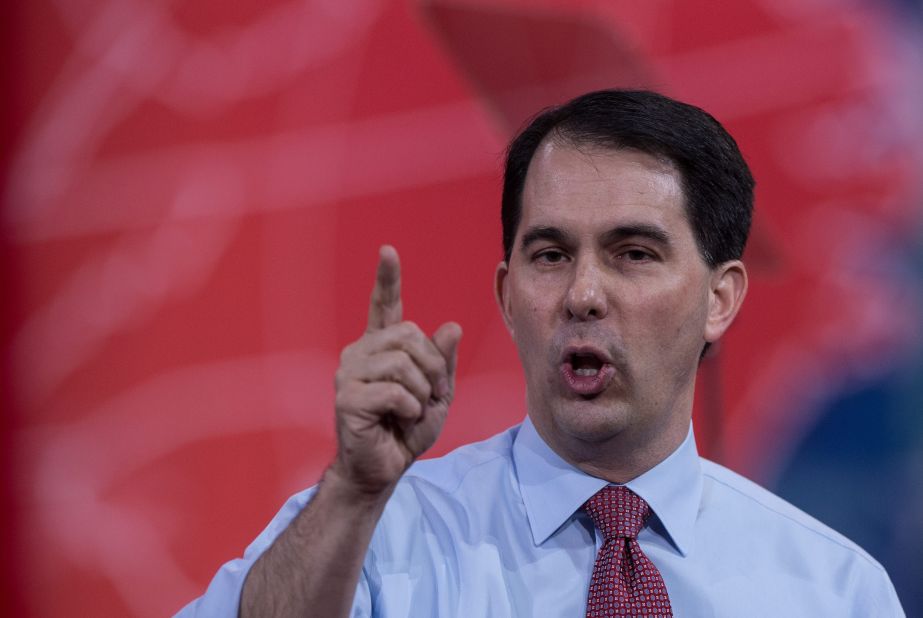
[619,248,655,262]
[534,249,568,264]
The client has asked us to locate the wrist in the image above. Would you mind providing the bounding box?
[322,460,398,509]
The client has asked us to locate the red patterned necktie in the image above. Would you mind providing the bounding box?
[583,485,673,617]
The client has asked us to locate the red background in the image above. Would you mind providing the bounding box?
[3,0,922,615]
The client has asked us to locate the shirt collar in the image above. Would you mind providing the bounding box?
[624,424,702,557]
[512,416,702,557]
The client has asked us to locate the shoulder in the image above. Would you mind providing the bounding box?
[400,424,520,495]
[696,458,905,614]
[365,425,523,566]
[699,457,885,572]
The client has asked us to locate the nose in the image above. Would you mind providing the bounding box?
[564,258,608,321]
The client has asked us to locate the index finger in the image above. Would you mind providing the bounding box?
[367,245,403,331]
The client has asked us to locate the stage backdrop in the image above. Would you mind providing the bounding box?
[3,0,922,615]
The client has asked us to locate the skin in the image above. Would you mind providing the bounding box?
[239,138,747,615]
[240,246,462,617]
[495,139,747,483]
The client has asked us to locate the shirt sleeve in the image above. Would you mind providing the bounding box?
[173,486,324,617]
[849,562,906,618]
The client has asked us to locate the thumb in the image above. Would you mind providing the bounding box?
[432,322,463,386]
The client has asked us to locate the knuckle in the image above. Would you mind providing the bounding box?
[394,355,429,398]
[422,356,447,383]
[334,389,351,412]
[404,394,423,416]
[392,350,415,376]
[339,343,357,364]
[375,352,400,382]
[399,321,423,341]
[384,382,404,404]
[390,384,419,414]
[334,365,357,391]
[394,321,413,338]
[418,378,433,401]
[414,367,433,392]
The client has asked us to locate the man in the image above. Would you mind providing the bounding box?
[179,90,904,617]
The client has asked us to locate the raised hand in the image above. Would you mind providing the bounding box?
[240,248,461,616]
[329,245,462,494]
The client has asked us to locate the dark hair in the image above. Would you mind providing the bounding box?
[501,89,754,267]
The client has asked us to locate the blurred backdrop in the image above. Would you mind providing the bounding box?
[2,0,922,615]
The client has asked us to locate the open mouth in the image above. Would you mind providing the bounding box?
[560,347,616,396]
[570,352,604,377]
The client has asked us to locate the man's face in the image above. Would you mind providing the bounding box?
[496,139,745,477]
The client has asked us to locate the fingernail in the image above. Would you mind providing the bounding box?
[436,377,449,399]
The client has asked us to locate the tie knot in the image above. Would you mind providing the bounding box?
[583,485,650,540]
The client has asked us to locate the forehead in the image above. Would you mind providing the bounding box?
[519,139,688,235]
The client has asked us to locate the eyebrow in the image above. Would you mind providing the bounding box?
[519,226,572,251]
[600,223,672,247]
[519,223,672,252]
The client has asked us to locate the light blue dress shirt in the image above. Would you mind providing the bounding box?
[178,418,904,616]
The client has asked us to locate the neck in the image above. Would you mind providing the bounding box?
[531,409,692,484]
[567,419,690,483]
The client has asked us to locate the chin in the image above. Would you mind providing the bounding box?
[549,399,633,445]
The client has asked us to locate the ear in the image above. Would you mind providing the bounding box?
[494,260,515,336]
[704,260,748,343]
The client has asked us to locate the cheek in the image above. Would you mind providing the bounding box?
[511,303,545,349]
[509,283,558,351]
[512,276,553,313]
[630,280,708,344]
